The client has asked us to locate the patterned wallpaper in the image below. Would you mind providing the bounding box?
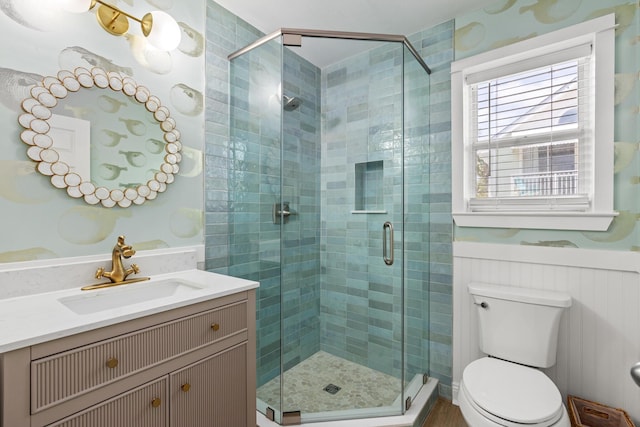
[0,0,205,263]
[453,0,640,250]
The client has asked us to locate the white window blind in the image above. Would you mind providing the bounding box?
[466,48,592,211]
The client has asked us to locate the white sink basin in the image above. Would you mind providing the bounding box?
[58,279,205,315]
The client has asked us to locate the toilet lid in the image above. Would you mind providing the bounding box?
[463,357,563,425]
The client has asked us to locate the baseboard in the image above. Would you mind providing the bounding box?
[451,382,460,406]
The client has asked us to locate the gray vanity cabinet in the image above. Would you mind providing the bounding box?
[0,290,256,427]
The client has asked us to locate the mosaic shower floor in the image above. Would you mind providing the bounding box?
[256,351,402,414]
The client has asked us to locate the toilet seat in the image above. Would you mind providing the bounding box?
[462,357,564,427]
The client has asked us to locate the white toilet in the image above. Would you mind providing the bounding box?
[459,283,572,427]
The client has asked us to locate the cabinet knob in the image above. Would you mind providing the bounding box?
[210,323,220,331]
[151,398,161,408]
[181,383,191,392]
[106,357,119,369]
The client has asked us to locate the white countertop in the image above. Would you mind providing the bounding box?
[0,269,258,353]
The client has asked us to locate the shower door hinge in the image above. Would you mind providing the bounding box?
[405,396,412,411]
[266,407,275,421]
[282,410,302,425]
[283,33,302,47]
[423,373,429,384]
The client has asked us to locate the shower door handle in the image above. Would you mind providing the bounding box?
[383,221,394,266]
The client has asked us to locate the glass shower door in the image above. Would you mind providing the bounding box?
[229,36,284,422]
[279,38,406,422]
[402,44,431,405]
[275,42,323,423]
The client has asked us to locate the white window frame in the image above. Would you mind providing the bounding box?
[451,14,617,231]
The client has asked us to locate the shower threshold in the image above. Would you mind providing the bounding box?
[257,369,438,426]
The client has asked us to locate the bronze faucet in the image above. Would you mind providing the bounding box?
[96,235,139,283]
[81,235,149,291]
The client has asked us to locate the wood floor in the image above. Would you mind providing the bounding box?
[422,398,468,427]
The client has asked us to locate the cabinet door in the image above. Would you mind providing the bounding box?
[48,377,168,427]
[170,343,248,427]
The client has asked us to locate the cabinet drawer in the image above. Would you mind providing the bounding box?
[47,377,168,427]
[32,301,247,412]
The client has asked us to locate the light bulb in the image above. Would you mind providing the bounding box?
[59,0,93,13]
[144,11,181,51]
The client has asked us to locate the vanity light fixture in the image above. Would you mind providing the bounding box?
[60,0,181,51]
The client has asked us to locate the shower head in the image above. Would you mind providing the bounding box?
[282,95,302,111]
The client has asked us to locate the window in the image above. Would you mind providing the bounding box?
[471,60,583,201]
[451,14,617,231]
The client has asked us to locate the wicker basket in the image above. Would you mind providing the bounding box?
[568,395,635,427]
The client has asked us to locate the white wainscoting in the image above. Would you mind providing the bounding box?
[453,242,640,423]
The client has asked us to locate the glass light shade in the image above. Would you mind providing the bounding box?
[144,11,181,51]
[59,0,93,13]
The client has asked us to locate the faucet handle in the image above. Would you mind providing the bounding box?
[96,267,105,279]
[131,264,140,274]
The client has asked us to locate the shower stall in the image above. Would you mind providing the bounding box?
[227,29,433,425]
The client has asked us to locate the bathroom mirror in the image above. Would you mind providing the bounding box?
[17,67,182,208]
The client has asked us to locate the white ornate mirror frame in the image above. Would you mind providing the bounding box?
[18,66,182,208]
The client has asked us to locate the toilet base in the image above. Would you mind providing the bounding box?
[458,380,570,427]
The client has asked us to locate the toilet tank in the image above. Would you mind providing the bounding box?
[468,283,572,368]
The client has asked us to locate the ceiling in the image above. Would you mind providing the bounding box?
[214,0,499,68]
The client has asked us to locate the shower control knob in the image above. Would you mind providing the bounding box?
[272,202,296,224]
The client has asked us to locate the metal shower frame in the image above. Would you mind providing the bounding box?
[228,28,432,74]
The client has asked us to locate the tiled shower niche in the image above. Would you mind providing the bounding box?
[354,160,386,213]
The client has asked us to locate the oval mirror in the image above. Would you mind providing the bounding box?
[17,67,182,208]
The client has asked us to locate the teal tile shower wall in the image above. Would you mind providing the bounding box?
[280,48,323,373]
[321,43,406,379]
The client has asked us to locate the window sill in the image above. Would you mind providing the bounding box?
[453,211,618,231]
